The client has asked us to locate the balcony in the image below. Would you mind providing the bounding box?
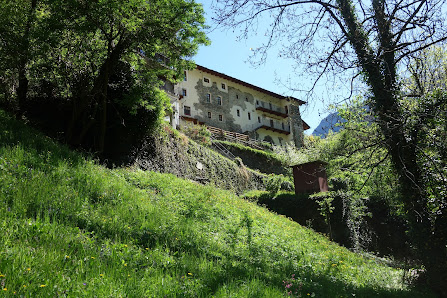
[255,101,288,118]
[248,119,290,135]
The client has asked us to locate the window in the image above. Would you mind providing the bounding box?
[258,116,261,123]
[285,106,288,114]
[203,77,210,83]
[282,122,285,130]
[182,88,187,97]
[205,93,211,103]
[184,106,191,116]
[219,114,223,121]
[237,109,240,117]
[207,112,212,119]
[184,71,187,81]
[256,100,259,105]
[269,103,272,110]
[221,83,226,90]
[245,97,249,102]
[236,94,239,99]
[248,112,251,120]
[217,96,222,105]
[270,119,274,127]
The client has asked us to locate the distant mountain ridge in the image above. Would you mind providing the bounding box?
[312,112,344,137]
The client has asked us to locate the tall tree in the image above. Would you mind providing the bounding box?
[57,0,209,152]
[213,0,447,295]
[0,0,60,112]
[1,0,209,153]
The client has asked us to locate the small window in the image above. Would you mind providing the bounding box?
[219,114,223,121]
[182,88,187,97]
[270,119,274,127]
[203,77,210,83]
[269,103,272,110]
[217,96,222,106]
[256,100,259,105]
[282,122,285,130]
[208,112,212,119]
[205,93,211,103]
[184,71,187,81]
[258,116,261,123]
[237,109,240,117]
[245,97,249,102]
[184,106,191,116]
[248,112,251,120]
[236,94,239,99]
[285,106,288,114]
[221,83,226,90]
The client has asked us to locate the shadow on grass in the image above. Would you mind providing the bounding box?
[0,109,86,169]
[0,109,436,297]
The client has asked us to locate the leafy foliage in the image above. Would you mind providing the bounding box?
[0,0,209,155]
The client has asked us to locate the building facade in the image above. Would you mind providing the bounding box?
[170,65,309,147]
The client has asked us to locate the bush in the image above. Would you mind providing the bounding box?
[181,123,211,146]
[264,174,284,194]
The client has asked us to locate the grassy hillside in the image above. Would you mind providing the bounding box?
[0,110,434,297]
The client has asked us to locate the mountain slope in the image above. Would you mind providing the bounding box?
[312,112,344,137]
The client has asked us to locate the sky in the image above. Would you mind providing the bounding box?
[192,1,332,133]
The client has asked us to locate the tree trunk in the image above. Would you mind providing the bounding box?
[89,36,129,153]
[16,0,38,115]
[336,0,447,294]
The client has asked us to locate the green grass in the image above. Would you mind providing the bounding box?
[213,140,280,162]
[0,109,435,297]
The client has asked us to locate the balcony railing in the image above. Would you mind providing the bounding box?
[248,119,290,135]
[255,101,288,118]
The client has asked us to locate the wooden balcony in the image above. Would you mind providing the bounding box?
[257,124,291,135]
[255,106,288,118]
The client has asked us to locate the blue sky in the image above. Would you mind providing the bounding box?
[193,1,332,133]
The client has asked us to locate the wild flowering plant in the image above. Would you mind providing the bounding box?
[283,274,316,297]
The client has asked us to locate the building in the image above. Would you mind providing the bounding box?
[291,161,329,194]
[169,65,309,147]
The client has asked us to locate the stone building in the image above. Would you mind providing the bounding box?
[170,65,309,147]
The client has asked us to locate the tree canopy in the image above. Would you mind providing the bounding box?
[0,0,209,154]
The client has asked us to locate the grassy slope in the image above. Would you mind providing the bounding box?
[0,110,434,297]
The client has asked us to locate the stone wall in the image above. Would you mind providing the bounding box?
[289,103,304,147]
[193,79,255,133]
[134,130,266,194]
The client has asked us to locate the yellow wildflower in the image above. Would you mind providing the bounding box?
[39,285,46,288]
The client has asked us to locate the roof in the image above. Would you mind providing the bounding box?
[196,64,306,105]
[290,160,328,167]
[302,120,310,130]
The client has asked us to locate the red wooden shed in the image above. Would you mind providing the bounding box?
[291,160,329,194]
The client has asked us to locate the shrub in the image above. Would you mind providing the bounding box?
[181,123,211,146]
